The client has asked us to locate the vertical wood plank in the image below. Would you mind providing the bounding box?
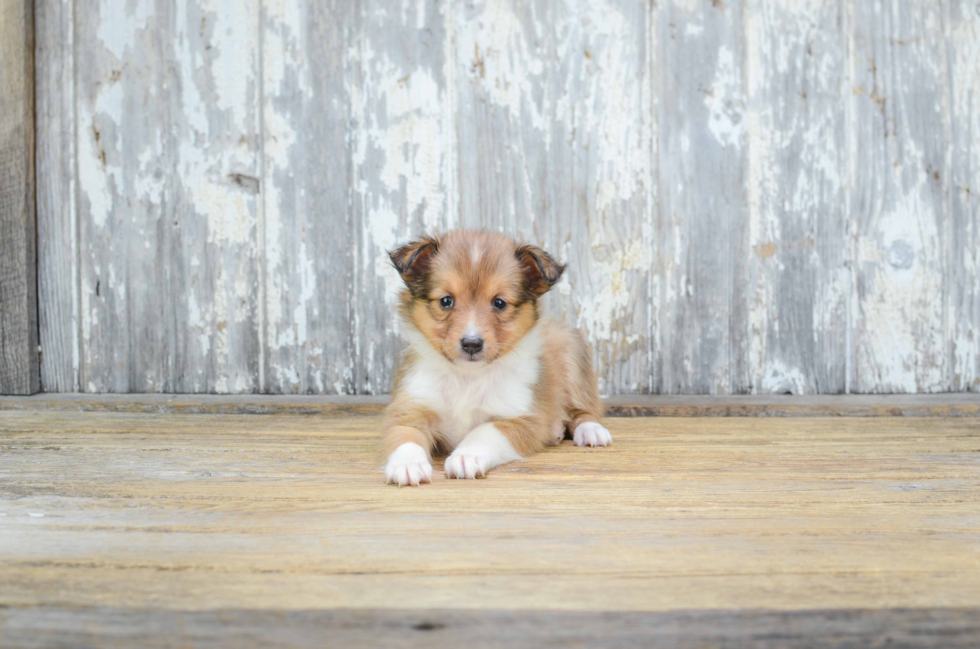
[0,0,40,395]
[75,0,176,391]
[170,0,261,392]
[349,0,455,394]
[658,0,745,394]
[262,0,355,393]
[75,0,261,392]
[739,0,848,394]
[454,0,655,395]
[947,0,980,392]
[36,0,78,392]
[849,0,949,393]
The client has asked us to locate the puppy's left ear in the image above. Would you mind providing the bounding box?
[516,244,565,297]
[388,237,439,295]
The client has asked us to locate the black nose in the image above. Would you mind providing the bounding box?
[461,336,484,355]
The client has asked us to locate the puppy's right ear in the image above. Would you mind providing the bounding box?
[388,237,439,295]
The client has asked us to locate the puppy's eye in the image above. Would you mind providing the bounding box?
[492,297,507,311]
[439,296,454,309]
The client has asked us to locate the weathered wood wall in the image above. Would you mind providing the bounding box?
[34,0,980,395]
[1,0,39,395]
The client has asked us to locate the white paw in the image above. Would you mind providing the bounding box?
[445,423,522,480]
[384,442,433,486]
[573,422,612,447]
[444,452,491,479]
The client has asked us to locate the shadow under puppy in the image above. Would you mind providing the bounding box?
[382,231,611,486]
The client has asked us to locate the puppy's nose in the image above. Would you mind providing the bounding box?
[460,336,484,355]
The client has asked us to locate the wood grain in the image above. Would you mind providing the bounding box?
[657,0,745,394]
[70,0,264,393]
[348,0,454,395]
[947,0,980,393]
[35,0,77,393]
[457,0,655,395]
[73,0,172,392]
[3,606,980,648]
[740,0,848,394]
[261,0,355,394]
[169,0,262,394]
[1,411,979,617]
[0,0,39,395]
[849,0,949,393]
[30,0,980,396]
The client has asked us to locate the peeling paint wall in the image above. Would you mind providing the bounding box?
[36,0,980,395]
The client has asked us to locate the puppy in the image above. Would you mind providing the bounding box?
[381,231,611,486]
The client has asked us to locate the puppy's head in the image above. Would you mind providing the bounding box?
[389,231,564,366]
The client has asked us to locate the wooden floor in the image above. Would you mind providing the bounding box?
[2,408,980,646]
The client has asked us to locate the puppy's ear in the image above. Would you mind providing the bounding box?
[388,237,439,295]
[515,244,565,297]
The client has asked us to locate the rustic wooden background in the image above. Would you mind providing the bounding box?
[31,0,979,396]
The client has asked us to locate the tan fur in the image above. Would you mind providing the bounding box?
[380,348,444,458]
[380,350,441,459]
[382,231,603,470]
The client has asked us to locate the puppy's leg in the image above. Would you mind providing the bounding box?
[568,412,612,448]
[382,404,439,486]
[564,331,612,448]
[445,418,544,479]
[548,419,567,446]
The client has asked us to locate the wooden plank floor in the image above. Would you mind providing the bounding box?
[2,410,980,646]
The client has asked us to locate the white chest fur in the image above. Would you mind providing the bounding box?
[400,326,542,449]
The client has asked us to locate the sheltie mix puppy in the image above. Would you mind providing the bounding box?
[382,230,611,486]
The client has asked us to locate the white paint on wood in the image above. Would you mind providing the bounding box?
[658,0,745,394]
[741,0,848,394]
[849,0,949,393]
[947,0,980,392]
[262,0,355,394]
[455,0,654,395]
[33,0,980,395]
[350,0,455,394]
[170,0,262,394]
[69,0,262,393]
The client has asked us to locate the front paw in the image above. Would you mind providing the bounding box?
[445,423,522,479]
[385,442,433,486]
[573,422,612,447]
[444,452,490,479]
